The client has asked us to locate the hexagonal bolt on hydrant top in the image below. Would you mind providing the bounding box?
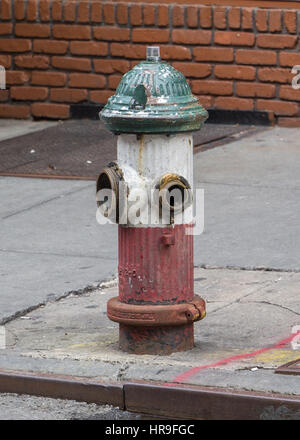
[97,46,208,355]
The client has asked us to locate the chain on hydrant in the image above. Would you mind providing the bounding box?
[97,46,208,355]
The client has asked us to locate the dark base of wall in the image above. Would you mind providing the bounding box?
[207,110,271,126]
[70,104,272,126]
[70,104,102,120]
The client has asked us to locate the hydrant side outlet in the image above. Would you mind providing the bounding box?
[97,46,207,355]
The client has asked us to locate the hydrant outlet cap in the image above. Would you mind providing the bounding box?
[100,47,208,134]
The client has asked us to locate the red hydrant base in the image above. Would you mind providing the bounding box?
[119,323,194,355]
[119,224,194,304]
[114,224,204,355]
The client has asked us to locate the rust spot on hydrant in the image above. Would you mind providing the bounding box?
[161,233,175,246]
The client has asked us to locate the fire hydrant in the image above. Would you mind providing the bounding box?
[97,47,208,355]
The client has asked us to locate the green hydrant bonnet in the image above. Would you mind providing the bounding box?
[100,46,208,134]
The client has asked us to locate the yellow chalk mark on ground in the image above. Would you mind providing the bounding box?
[254,349,300,364]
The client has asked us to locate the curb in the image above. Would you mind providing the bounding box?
[0,369,300,419]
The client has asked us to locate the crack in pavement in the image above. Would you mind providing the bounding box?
[0,277,116,326]
[0,248,117,261]
[207,279,279,315]
[196,264,300,273]
[196,180,300,191]
[1,183,94,220]
[241,300,300,317]
[117,364,129,380]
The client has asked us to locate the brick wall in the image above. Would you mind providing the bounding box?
[1,0,300,126]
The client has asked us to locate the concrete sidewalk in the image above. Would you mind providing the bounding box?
[0,122,300,409]
[2,266,300,397]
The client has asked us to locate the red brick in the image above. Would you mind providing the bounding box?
[215,97,253,111]
[91,2,102,23]
[258,68,294,84]
[108,74,122,90]
[197,95,213,108]
[0,55,11,68]
[157,5,168,27]
[280,85,300,101]
[15,23,50,38]
[103,3,114,24]
[32,71,66,86]
[256,9,268,32]
[33,39,68,54]
[284,11,297,34]
[70,41,107,56]
[192,80,232,95]
[11,86,48,101]
[0,104,30,118]
[0,90,9,102]
[187,6,198,28]
[53,25,91,40]
[50,88,87,103]
[52,56,91,72]
[40,0,50,21]
[0,23,12,35]
[159,46,191,61]
[173,63,211,78]
[236,49,277,65]
[269,10,281,32]
[241,8,253,30]
[193,47,233,62]
[214,7,226,29]
[278,117,300,127]
[215,65,255,80]
[32,103,69,119]
[6,71,30,85]
[133,28,169,43]
[200,6,212,28]
[257,34,297,49]
[27,0,37,21]
[15,55,49,69]
[69,73,105,89]
[14,0,25,20]
[280,52,300,67]
[0,39,31,52]
[94,27,130,42]
[63,0,76,22]
[172,5,184,27]
[110,43,146,59]
[236,82,275,98]
[1,0,12,20]
[94,59,130,74]
[52,0,62,21]
[173,29,211,45]
[78,1,90,23]
[90,90,114,104]
[130,4,142,26]
[257,99,298,116]
[144,5,155,26]
[215,31,255,46]
[116,3,128,25]
[228,7,241,29]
